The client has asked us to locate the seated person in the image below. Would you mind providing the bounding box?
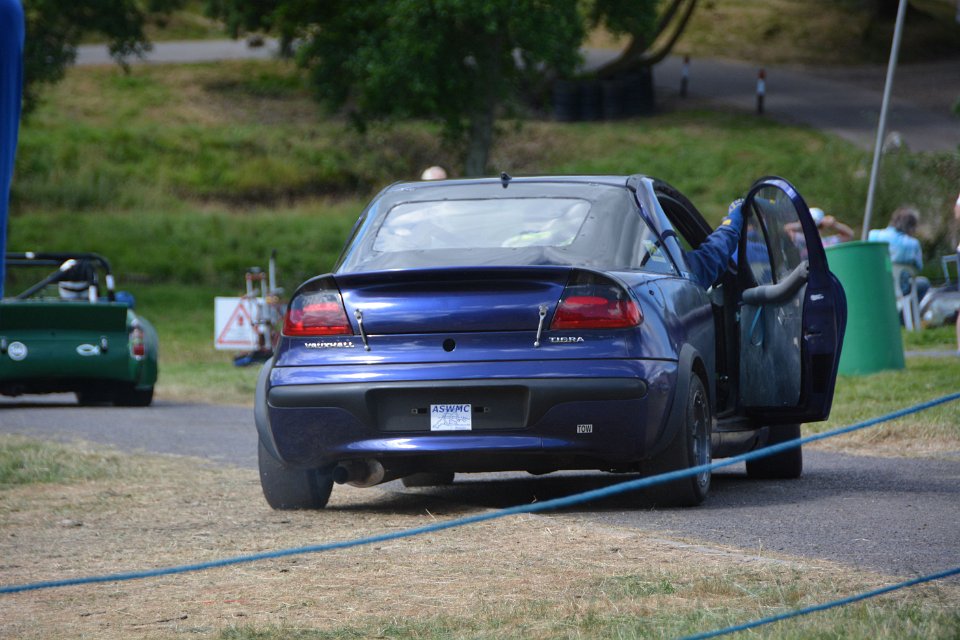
[57,259,95,301]
[868,206,929,301]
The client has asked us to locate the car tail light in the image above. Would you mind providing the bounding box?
[283,281,352,336]
[551,273,642,330]
[129,324,145,359]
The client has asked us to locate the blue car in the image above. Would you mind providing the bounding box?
[255,175,846,509]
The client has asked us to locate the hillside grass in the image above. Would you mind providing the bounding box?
[14,61,959,277]
[672,0,960,66]
[144,0,230,42]
[105,1,960,65]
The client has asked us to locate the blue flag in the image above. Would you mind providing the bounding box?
[0,0,24,300]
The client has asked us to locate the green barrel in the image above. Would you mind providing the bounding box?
[825,241,904,375]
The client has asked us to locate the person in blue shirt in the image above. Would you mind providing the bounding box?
[868,206,929,301]
[686,199,743,289]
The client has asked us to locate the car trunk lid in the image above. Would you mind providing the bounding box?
[0,301,129,332]
[337,267,571,334]
[273,266,653,367]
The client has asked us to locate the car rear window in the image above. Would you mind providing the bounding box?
[373,198,591,252]
[338,185,678,275]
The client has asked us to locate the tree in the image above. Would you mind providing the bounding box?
[869,0,903,20]
[592,0,692,77]
[22,0,185,114]
[208,1,655,176]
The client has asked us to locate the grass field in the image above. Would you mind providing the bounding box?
[1,435,958,639]
[815,356,960,457]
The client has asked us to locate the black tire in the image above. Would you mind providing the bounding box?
[646,374,712,507]
[76,388,113,406]
[401,472,455,488]
[114,385,154,407]
[746,424,803,479]
[258,440,333,510]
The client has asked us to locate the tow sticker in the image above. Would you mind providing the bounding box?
[430,404,472,431]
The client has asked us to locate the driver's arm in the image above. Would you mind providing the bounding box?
[685,199,743,289]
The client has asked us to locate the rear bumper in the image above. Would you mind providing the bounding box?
[0,322,157,394]
[260,359,679,470]
[0,360,152,396]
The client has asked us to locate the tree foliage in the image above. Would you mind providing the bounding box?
[207,0,655,176]
[588,0,658,41]
[22,0,185,113]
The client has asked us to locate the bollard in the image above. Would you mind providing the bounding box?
[680,55,690,98]
[756,68,766,115]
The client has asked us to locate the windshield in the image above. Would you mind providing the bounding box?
[337,183,677,275]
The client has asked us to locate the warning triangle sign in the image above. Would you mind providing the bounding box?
[216,300,256,347]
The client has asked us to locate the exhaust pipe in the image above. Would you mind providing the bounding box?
[333,459,396,488]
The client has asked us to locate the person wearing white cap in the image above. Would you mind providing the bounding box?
[784,206,853,251]
[809,207,854,247]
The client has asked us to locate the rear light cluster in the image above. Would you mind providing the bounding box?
[550,272,642,330]
[283,279,352,337]
[129,323,146,359]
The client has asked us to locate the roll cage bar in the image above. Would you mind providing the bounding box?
[4,252,117,302]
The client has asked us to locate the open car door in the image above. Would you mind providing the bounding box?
[737,177,847,424]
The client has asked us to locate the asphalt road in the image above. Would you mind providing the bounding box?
[651,55,960,154]
[0,395,256,468]
[2,396,958,579]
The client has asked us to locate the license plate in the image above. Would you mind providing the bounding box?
[430,403,472,431]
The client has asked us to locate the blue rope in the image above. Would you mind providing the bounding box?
[679,565,960,640]
[1,391,958,595]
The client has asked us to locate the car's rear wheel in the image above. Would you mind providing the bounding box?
[258,440,333,509]
[402,472,456,488]
[76,388,113,406]
[646,374,712,507]
[114,385,154,407]
[746,424,803,479]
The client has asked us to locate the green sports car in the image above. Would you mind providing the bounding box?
[0,252,158,406]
